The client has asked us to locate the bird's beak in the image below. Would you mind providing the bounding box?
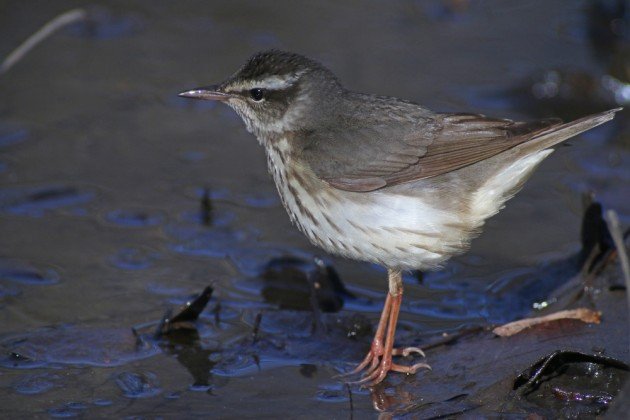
[178,85,230,101]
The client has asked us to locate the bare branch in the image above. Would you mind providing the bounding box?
[1,8,87,75]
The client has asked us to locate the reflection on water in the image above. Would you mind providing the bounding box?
[0,185,95,216]
[0,0,627,417]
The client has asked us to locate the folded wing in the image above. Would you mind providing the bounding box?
[300,113,562,192]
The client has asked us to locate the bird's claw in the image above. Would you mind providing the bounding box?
[338,291,430,386]
[392,346,426,358]
[341,347,430,387]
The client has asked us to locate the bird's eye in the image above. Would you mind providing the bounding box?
[249,88,264,101]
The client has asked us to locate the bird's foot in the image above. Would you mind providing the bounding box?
[346,352,431,387]
[337,286,430,386]
[336,340,385,378]
[340,345,430,387]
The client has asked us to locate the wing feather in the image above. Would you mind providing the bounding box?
[300,112,562,192]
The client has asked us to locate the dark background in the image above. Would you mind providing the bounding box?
[0,1,627,417]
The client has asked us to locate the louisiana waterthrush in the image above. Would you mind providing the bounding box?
[179,50,620,385]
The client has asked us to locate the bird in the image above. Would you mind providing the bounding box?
[179,50,620,386]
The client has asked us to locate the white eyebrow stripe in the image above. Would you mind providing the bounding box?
[256,70,309,90]
[254,75,298,89]
[224,70,308,94]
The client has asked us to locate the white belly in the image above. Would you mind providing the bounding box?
[266,138,553,270]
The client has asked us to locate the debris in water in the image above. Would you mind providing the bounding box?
[493,308,602,337]
[513,350,629,393]
[604,209,630,290]
[201,187,213,226]
[579,194,614,271]
[158,286,214,335]
[115,371,161,398]
[261,255,354,313]
[252,312,262,344]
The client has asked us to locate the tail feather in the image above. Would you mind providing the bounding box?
[515,107,622,157]
[468,107,622,235]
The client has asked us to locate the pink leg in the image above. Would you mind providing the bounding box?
[344,269,431,386]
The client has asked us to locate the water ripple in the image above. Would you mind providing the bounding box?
[115,371,162,398]
[105,208,164,228]
[0,185,95,217]
[0,326,161,368]
[0,260,60,286]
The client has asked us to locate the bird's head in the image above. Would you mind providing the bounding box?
[179,50,343,139]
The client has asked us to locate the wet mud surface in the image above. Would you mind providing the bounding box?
[1,0,628,418]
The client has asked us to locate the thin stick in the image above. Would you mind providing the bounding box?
[345,383,353,420]
[1,8,88,75]
[252,312,263,345]
[605,210,630,311]
[493,308,601,337]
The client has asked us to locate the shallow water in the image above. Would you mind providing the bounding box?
[0,0,628,417]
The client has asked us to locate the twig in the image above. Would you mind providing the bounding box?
[346,383,354,420]
[201,187,213,226]
[1,8,88,75]
[252,312,263,345]
[493,308,601,337]
[605,210,630,292]
[213,301,222,325]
